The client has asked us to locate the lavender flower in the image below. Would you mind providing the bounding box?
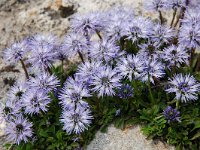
[162,45,189,68]
[59,79,91,109]
[5,115,33,145]
[91,66,122,97]
[28,72,60,93]
[179,24,200,49]
[3,41,27,64]
[89,38,124,63]
[166,74,200,102]
[117,84,134,99]
[163,106,181,123]
[28,45,58,71]
[148,24,175,46]
[60,106,93,134]
[144,0,168,11]
[22,90,51,115]
[137,58,165,84]
[125,17,153,43]
[71,12,105,37]
[165,0,186,9]
[116,54,143,81]
[181,8,200,27]
[61,32,88,58]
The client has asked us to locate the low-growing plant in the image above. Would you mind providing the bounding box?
[1,0,200,150]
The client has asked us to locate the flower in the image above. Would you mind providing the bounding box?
[165,0,186,9]
[163,106,181,123]
[179,24,200,49]
[5,115,33,145]
[161,45,189,68]
[125,17,153,43]
[71,12,105,37]
[91,66,122,97]
[28,45,58,71]
[59,79,91,109]
[60,106,93,134]
[144,0,168,11]
[166,74,200,102]
[148,24,175,46]
[116,54,143,81]
[137,58,165,84]
[3,41,27,64]
[61,32,88,58]
[28,72,60,93]
[21,90,51,115]
[89,37,124,63]
[117,84,134,99]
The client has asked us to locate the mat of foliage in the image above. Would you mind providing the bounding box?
[1,0,200,150]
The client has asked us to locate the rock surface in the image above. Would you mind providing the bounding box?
[0,0,174,149]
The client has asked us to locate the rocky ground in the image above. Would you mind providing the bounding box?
[0,0,174,149]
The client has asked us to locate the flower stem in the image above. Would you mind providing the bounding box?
[170,8,177,27]
[96,30,102,40]
[176,100,180,109]
[148,75,154,104]
[159,10,164,24]
[190,48,195,67]
[20,59,29,79]
[78,50,85,63]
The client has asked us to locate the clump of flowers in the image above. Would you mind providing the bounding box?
[1,1,200,150]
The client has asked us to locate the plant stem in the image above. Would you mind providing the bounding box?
[61,59,64,73]
[170,8,177,27]
[78,50,85,63]
[20,59,29,79]
[176,100,180,109]
[190,48,195,67]
[159,10,163,24]
[96,30,102,40]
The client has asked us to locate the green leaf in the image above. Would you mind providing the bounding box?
[39,130,49,138]
[56,130,63,141]
[191,131,200,140]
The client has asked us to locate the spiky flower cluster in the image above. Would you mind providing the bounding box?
[1,1,200,147]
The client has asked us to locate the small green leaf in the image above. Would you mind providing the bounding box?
[191,131,200,140]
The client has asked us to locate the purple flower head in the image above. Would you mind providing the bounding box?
[22,90,51,115]
[71,12,105,37]
[89,37,124,63]
[7,80,27,103]
[1,100,22,121]
[165,0,186,9]
[91,66,122,97]
[148,24,175,46]
[137,58,165,84]
[163,106,181,123]
[162,45,189,68]
[28,72,60,93]
[166,74,200,102]
[28,45,58,71]
[181,7,200,27]
[116,54,143,81]
[144,0,168,11]
[61,32,88,58]
[27,34,58,50]
[59,77,91,109]
[179,24,200,49]
[3,41,27,64]
[117,84,134,99]
[5,115,33,145]
[76,61,103,85]
[60,106,93,134]
[125,17,153,43]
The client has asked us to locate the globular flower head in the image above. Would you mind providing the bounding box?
[116,54,143,81]
[5,115,33,145]
[28,45,58,71]
[61,32,88,58]
[137,58,165,84]
[3,41,27,64]
[60,106,93,134]
[165,0,186,9]
[125,17,153,43]
[28,72,60,93]
[21,90,51,115]
[148,24,175,46]
[89,37,124,64]
[91,66,122,97]
[144,0,168,11]
[59,76,91,109]
[71,12,105,37]
[166,74,200,102]
[179,24,200,49]
[117,84,134,99]
[162,45,189,68]
[163,106,181,123]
